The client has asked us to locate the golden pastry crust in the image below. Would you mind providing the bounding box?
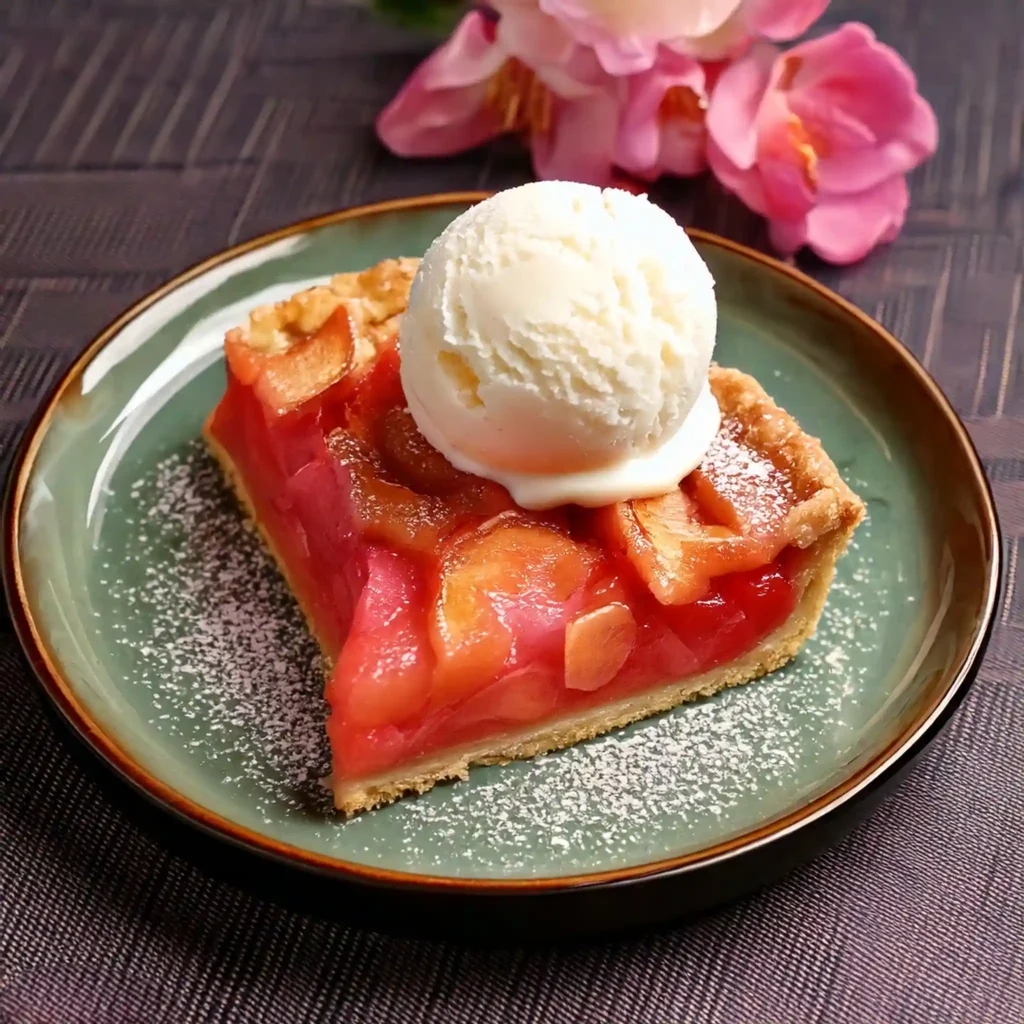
[228,257,418,360]
[326,257,421,333]
[206,257,865,815]
[708,365,865,550]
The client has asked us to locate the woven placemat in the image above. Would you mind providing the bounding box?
[1,2,1022,1021]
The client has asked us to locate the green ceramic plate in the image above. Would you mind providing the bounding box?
[2,194,1000,935]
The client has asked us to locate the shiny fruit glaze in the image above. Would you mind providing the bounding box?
[207,332,802,783]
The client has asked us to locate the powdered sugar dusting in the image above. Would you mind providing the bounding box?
[102,446,907,877]
[698,428,795,532]
[98,444,332,821]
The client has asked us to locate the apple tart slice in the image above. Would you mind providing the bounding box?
[204,258,864,814]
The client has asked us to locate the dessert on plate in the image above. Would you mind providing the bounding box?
[204,182,864,814]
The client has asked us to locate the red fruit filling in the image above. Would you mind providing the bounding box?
[207,325,805,786]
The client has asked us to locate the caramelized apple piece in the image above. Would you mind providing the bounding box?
[378,404,514,515]
[377,405,468,495]
[598,488,771,606]
[345,347,515,509]
[328,431,463,556]
[224,338,262,388]
[630,616,701,681]
[328,426,513,562]
[689,427,796,537]
[565,602,637,691]
[665,561,798,670]
[333,724,408,781]
[344,346,406,441]
[663,587,748,671]
[599,423,799,608]
[724,559,799,639]
[451,667,560,729]
[329,549,433,730]
[431,513,598,707]
[225,306,356,416]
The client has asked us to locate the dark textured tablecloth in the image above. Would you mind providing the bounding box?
[1,1,1022,1021]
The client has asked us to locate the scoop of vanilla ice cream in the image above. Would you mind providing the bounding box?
[399,181,719,509]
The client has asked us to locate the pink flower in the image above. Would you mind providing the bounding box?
[376,9,622,185]
[538,0,829,73]
[617,52,710,180]
[677,0,830,59]
[706,23,938,263]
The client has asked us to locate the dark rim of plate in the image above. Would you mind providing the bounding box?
[1,192,1002,895]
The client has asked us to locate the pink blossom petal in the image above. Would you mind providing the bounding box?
[537,0,657,73]
[706,42,777,169]
[785,24,924,141]
[785,31,938,193]
[815,141,911,194]
[708,139,770,216]
[787,90,878,152]
[658,124,709,177]
[532,90,619,185]
[377,82,502,158]
[494,0,612,93]
[797,175,910,263]
[668,17,752,61]
[780,21,877,83]
[651,0,746,40]
[543,0,742,48]
[376,12,508,157]
[753,89,816,218]
[536,51,609,98]
[670,0,822,60]
[591,36,658,76]
[745,0,829,40]
[535,0,753,72]
[492,0,578,72]
[758,153,816,219]
[617,55,705,176]
[815,107,934,194]
[418,11,506,91]
[618,87,666,173]
[768,216,807,254]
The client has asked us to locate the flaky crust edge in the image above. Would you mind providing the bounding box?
[708,364,865,548]
[203,361,865,816]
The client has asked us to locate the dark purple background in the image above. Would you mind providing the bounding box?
[2,1,1022,1021]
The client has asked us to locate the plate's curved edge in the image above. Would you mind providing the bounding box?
[1,192,1003,896]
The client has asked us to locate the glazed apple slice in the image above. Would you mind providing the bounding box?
[343,345,406,440]
[347,348,511,503]
[597,488,772,606]
[663,585,748,670]
[327,548,434,732]
[327,430,467,559]
[564,602,638,691]
[225,305,356,416]
[444,667,561,734]
[430,513,599,707]
[687,426,797,537]
[600,428,800,610]
[326,350,510,560]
